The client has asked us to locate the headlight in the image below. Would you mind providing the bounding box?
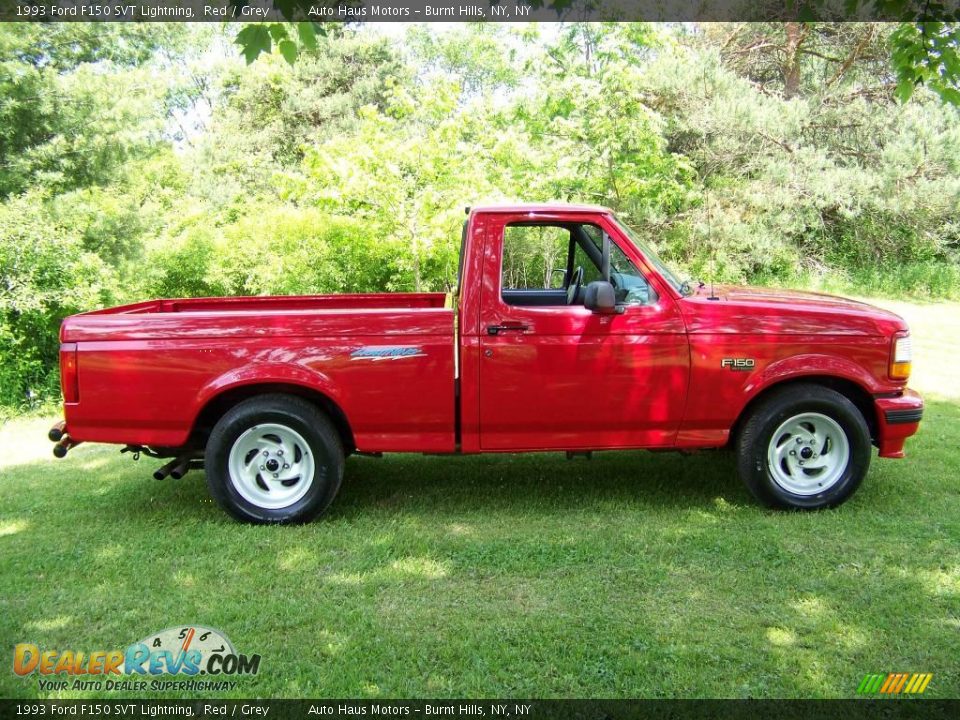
[890,333,912,380]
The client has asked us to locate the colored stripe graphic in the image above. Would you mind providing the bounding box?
[893,674,908,693]
[857,674,884,693]
[858,672,932,695]
[904,674,920,693]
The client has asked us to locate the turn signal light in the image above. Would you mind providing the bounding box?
[60,343,79,403]
[889,334,912,381]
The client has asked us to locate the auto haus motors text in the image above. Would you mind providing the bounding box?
[13,642,260,686]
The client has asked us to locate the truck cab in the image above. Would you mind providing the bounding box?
[459,205,689,453]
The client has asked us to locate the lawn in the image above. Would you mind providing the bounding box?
[1,298,958,700]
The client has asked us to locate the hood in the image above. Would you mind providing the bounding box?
[682,284,907,336]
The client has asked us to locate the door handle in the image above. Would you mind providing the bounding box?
[487,323,529,336]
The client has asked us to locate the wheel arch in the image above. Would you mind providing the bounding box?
[190,382,355,453]
[730,375,878,448]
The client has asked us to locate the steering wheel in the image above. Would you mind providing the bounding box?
[566,265,584,305]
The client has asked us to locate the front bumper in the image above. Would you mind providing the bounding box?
[874,388,923,459]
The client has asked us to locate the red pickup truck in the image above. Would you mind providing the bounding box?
[50,203,923,523]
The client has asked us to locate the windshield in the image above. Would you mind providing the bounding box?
[612,216,684,294]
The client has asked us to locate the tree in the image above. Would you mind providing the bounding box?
[0,24,187,198]
[229,5,960,106]
[511,24,694,220]
[300,81,497,291]
[708,23,895,101]
[0,193,119,407]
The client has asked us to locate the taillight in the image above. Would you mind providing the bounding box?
[60,343,78,403]
[889,333,912,381]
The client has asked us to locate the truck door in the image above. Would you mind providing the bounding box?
[477,212,689,451]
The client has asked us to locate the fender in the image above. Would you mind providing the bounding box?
[194,362,347,426]
[743,352,881,405]
[677,351,881,448]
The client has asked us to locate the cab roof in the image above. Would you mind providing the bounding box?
[468,202,614,215]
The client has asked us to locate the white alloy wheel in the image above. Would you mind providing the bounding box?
[766,412,850,496]
[227,423,315,509]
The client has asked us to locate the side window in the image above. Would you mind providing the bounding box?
[573,242,603,285]
[500,222,652,307]
[582,225,658,306]
[610,243,658,306]
[501,225,571,291]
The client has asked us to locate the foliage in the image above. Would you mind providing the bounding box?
[406,23,521,95]
[890,22,960,104]
[299,83,502,291]
[214,32,410,165]
[0,194,119,408]
[234,21,326,65]
[229,11,960,107]
[509,24,694,220]
[634,31,960,286]
[0,25,186,198]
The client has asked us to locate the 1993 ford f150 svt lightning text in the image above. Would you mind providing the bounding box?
[50,204,923,522]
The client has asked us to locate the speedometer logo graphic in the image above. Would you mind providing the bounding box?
[135,626,235,658]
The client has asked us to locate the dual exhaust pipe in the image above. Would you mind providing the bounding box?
[153,454,201,481]
[49,421,81,458]
[48,420,199,479]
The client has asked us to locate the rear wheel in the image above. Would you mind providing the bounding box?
[736,384,871,510]
[205,394,344,524]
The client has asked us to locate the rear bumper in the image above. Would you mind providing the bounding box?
[874,388,923,459]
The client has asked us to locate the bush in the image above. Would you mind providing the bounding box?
[0,194,120,409]
[141,205,411,299]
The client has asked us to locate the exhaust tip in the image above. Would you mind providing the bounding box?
[48,421,66,443]
[52,434,76,458]
[153,458,179,481]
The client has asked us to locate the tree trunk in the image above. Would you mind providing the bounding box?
[412,241,421,292]
[783,22,805,99]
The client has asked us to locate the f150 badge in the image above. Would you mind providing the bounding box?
[721,358,755,371]
[351,346,427,361]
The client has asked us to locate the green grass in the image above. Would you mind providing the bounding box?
[1,299,959,700]
[799,261,960,302]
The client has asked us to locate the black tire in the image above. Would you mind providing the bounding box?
[205,394,344,524]
[735,384,871,510]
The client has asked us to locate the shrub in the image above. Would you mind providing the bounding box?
[0,194,119,408]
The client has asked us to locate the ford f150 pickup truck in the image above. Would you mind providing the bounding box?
[50,203,923,523]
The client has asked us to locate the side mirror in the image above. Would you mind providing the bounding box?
[584,280,617,314]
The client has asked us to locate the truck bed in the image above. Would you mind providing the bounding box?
[60,293,457,452]
[62,293,451,342]
[78,292,447,315]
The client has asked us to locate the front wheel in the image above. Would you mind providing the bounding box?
[736,384,871,510]
[205,394,344,524]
